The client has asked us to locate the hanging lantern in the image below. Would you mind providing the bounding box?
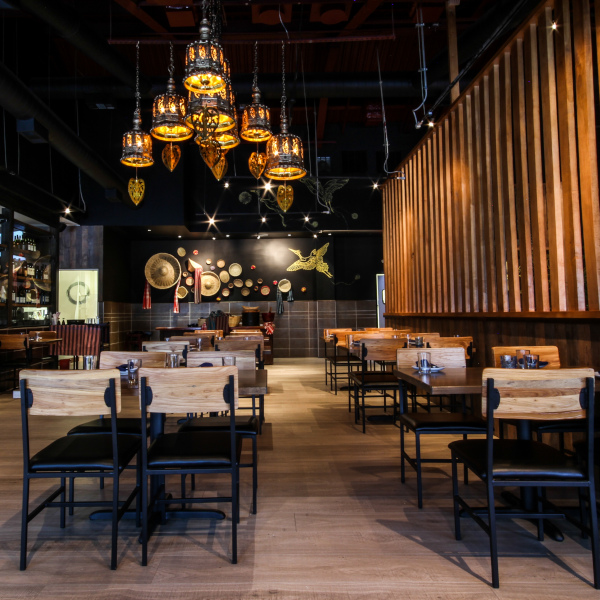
[128,178,146,205]
[186,71,235,133]
[121,42,153,167]
[214,124,240,150]
[265,43,306,181]
[240,42,271,143]
[211,154,228,181]
[187,105,220,140]
[276,184,293,212]
[162,143,181,172]
[183,0,225,94]
[248,151,266,179]
[151,43,193,142]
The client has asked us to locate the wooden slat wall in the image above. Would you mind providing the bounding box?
[382,0,600,316]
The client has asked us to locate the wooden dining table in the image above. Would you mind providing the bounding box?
[393,367,484,397]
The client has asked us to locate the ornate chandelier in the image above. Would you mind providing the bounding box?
[151,43,193,142]
[121,42,153,168]
[265,43,306,181]
[240,42,271,143]
[183,0,225,95]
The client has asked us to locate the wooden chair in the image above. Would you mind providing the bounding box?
[449,368,599,588]
[99,350,167,369]
[183,329,222,338]
[183,349,259,513]
[429,336,474,362]
[0,333,31,388]
[490,345,582,449]
[216,339,263,368]
[143,341,189,366]
[324,332,361,395]
[350,339,406,433]
[19,369,141,570]
[396,347,486,508]
[138,366,241,565]
[170,334,213,350]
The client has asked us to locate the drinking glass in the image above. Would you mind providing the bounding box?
[415,336,424,348]
[417,351,431,373]
[516,348,530,369]
[167,353,180,368]
[500,354,517,369]
[222,355,236,366]
[83,355,97,370]
[127,358,142,387]
[524,354,539,369]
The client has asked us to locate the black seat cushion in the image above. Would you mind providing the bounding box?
[147,431,243,469]
[29,434,140,472]
[68,418,150,436]
[400,412,486,433]
[449,439,586,480]
[179,415,259,435]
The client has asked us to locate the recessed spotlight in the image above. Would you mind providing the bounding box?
[224,181,229,188]
[328,233,332,236]
[373,182,379,189]
[313,234,317,238]
[288,233,291,237]
[552,20,557,30]
[257,235,261,239]
[178,235,182,238]
[262,217,266,223]
[208,218,215,226]
[226,234,230,238]
[428,120,434,128]
[147,229,151,232]
[265,182,272,191]
[212,237,216,240]
[305,216,309,221]
[65,207,71,214]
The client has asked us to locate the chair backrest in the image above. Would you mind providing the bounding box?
[187,350,256,370]
[396,346,466,368]
[144,341,190,352]
[99,350,167,369]
[170,334,213,349]
[19,368,121,417]
[360,339,407,362]
[183,329,222,338]
[491,345,561,369]
[216,338,263,362]
[0,333,29,350]
[323,328,352,339]
[29,330,57,340]
[410,332,440,340]
[482,367,594,421]
[429,336,474,359]
[229,330,262,335]
[139,366,238,414]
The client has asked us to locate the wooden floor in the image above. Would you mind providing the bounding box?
[0,358,597,598]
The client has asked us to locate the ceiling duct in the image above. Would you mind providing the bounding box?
[0,61,128,204]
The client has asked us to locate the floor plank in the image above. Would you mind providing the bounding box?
[0,358,597,598]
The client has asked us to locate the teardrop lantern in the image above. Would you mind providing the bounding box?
[128,178,146,206]
[211,154,228,181]
[162,143,181,172]
[197,137,222,168]
[248,152,266,179]
[277,184,293,212]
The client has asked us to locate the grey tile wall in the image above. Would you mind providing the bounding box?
[103,298,377,357]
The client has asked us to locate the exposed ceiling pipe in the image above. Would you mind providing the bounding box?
[29,74,449,102]
[0,61,129,204]
[5,0,152,96]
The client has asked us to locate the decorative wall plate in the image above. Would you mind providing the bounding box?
[245,279,253,287]
[219,271,230,283]
[229,263,242,277]
[200,271,220,296]
[260,285,270,295]
[206,259,212,265]
[241,287,250,296]
[182,271,188,277]
[177,247,186,257]
[217,259,226,268]
[185,276,194,286]
[222,288,230,297]
[228,282,234,288]
[233,278,243,287]
[257,278,263,284]
[176,286,188,299]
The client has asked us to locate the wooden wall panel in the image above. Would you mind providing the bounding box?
[382,0,599,323]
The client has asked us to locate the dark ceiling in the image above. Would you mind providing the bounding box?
[0,0,542,238]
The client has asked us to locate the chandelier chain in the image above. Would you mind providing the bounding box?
[135,41,141,117]
[252,41,258,91]
[281,42,286,118]
[168,42,174,78]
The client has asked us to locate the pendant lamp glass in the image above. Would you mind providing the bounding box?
[240,42,271,143]
[265,43,306,180]
[183,0,225,94]
[151,43,193,142]
[121,42,153,167]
